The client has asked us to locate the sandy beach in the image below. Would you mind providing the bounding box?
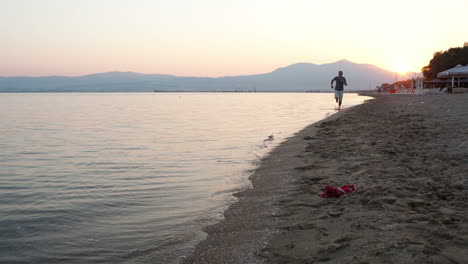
[185,93,468,264]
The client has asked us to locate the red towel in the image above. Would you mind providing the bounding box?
[319,185,355,198]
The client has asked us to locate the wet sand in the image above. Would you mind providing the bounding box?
[184,94,468,264]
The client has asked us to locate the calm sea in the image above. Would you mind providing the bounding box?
[0,92,370,263]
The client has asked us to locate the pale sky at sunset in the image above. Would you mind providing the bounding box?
[2,0,468,77]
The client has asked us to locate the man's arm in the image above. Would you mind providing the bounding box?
[344,77,347,86]
[331,78,335,89]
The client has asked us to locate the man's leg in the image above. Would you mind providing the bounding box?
[334,91,338,103]
[338,91,343,107]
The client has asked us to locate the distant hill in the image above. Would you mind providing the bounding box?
[0,60,420,92]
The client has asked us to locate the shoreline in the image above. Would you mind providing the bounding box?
[184,94,468,263]
[183,96,370,263]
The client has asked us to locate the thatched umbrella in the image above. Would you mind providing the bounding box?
[437,64,468,87]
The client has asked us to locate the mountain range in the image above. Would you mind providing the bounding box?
[0,60,420,92]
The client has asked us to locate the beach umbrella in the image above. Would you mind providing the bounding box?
[437,64,468,87]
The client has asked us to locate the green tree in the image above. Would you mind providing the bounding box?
[422,46,468,79]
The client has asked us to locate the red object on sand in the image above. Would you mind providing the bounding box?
[319,185,356,198]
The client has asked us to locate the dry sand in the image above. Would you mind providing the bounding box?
[185,93,468,264]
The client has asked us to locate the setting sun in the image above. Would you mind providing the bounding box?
[394,63,413,74]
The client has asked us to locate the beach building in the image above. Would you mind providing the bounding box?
[423,78,451,89]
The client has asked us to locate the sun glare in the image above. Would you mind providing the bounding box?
[394,63,413,74]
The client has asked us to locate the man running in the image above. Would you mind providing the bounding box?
[331,71,347,109]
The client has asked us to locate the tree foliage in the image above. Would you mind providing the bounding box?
[422,46,468,79]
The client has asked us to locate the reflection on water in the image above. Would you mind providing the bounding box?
[0,92,370,263]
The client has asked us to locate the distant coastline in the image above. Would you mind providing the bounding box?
[0,90,374,94]
[0,60,419,93]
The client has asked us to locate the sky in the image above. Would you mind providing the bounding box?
[1,0,468,77]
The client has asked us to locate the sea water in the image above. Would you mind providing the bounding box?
[0,92,370,263]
